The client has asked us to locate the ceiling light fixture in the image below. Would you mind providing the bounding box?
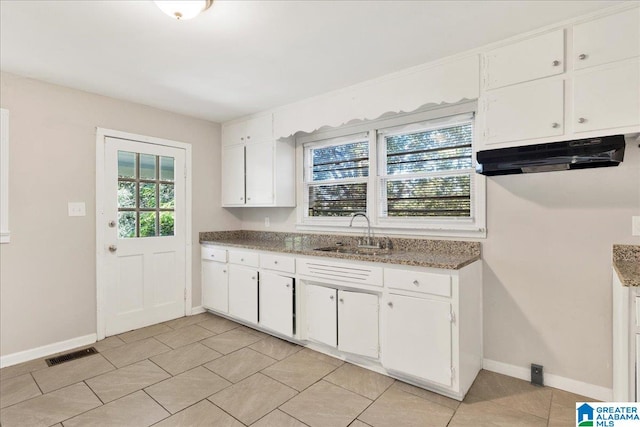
[154,0,213,20]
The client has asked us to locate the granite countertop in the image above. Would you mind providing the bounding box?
[613,244,640,287]
[199,230,481,270]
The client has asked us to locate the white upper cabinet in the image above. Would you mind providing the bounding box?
[245,141,275,205]
[221,114,295,208]
[573,8,640,70]
[573,61,640,133]
[483,79,564,145]
[485,30,564,90]
[223,113,273,146]
[221,144,245,206]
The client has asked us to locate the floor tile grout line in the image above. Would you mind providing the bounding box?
[142,388,174,420]
[204,396,252,427]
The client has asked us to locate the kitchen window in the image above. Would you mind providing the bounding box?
[298,103,485,238]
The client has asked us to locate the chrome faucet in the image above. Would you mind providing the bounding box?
[349,212,379,248]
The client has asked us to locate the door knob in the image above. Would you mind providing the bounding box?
[108,245,117,253]
[108,220,116,228]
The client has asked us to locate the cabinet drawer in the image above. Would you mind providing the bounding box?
[485,30,564,90]
[260,253,295,273]
[384,268,451,298]
[201,246,227,262]
[228,250,259,268]
[573,8,639,71]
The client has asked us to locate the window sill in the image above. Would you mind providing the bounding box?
[295,222,486,239]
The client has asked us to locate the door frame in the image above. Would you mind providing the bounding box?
[95,128,193,340]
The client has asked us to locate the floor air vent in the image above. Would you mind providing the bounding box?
[45,347,98,367]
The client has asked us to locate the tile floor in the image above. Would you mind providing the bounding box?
[0,312,594,426]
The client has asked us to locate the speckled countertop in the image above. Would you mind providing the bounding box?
[199,230,481,270]
[613,244,640,287]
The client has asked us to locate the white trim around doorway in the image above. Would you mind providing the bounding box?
[95,127,193,340]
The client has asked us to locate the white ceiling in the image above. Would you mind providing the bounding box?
[0,0,623,123]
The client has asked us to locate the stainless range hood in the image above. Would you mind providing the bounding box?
[475,135,626,176]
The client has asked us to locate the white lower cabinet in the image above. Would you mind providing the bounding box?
[228,264,258,324]
[259,271,294,337]
[304,284,380,359]
[338,290,379,359]
[305,284,337,347]
[202,261,228,313]
[383,294,452,387]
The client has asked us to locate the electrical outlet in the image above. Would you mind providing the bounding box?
[632,216,640,236]
[531,363,544,386]
[68,202,86,217]
[264,217,270,227]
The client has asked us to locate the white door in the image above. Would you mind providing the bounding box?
[259,272,293,337]
[221,145,245,206]
[384,294,452,387]
[103,136,186,336]
[338,290,379,358]
[245,141,274,205]
[305,284,337,347]
[202,260,228,313]
[228,264,258,324]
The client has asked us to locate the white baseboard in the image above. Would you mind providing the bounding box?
[0,333,97,369]
[191,306,206,315]
[482,358,613,401]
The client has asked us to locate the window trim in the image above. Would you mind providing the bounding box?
[0,108,9,244]
[295,101,486,238]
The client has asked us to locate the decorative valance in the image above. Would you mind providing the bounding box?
[273,54,480,139]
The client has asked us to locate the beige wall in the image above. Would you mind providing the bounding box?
[240,137,640,389]
[0,72,241,357]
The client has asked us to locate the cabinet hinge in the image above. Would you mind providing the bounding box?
[450,367,455,379]
[449,311,456,324]
[184,289,187,301]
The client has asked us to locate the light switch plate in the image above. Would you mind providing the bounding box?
[68,202,86,217]
[633,216,640,236]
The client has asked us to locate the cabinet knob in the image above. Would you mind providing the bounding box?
[552,60,560,66]
[412,280,419,286]
[274,260,278,264]
[241,137,244,141]
[240,197,244,200]
[286,284,290,288]
[251,276,256,280]
[247,135,251,140]
[240,258,244,262]
[578,53,587,60]
[247,197,251,201]
[551,122,560,128]
[578,117,586,124]
[330,295,334,300]
[339,298,344,303]
[387,302,393,308]
[222,270,226,273]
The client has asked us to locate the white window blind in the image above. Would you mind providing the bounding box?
[304,135,369,217]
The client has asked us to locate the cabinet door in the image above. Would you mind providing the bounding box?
[573,8,640,70]
[221,145,246,206]
[228,265,258,324]
[383,294,452,387]
[338,291,378,359]
[202,260,228,313]
[245,114,273,143]
[485,30,564,90]
[573,62,640,133]
[484,79,564,146]
[245,141,274,205]
[222,120,248,146]
[259,272,294,337]
[305,284,337,347]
